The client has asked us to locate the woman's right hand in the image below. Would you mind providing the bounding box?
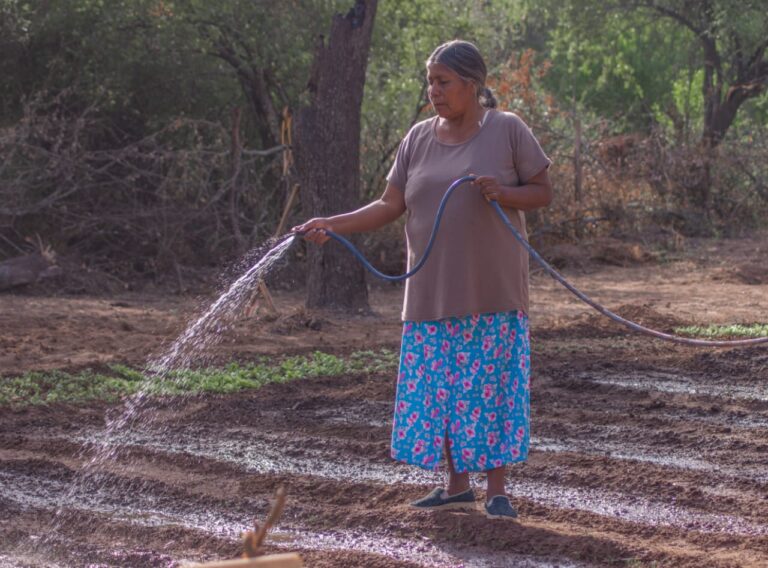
[292,217,335,245]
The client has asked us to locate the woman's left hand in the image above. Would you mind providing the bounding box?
[471,175,507,202]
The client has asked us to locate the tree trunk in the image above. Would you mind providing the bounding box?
[294,0,377,312]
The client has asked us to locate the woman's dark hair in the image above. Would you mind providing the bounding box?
[427,40,497,109]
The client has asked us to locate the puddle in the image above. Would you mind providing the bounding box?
[0,553,67,568]
[577,370,768,402]
[309,401,391,428]
[82,427,768,536]
[533,435,768,484]
[655,410,768,430]
[0,471,587,568]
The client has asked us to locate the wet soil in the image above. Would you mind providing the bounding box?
[1,233,768,567]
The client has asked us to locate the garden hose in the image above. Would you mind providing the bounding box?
[297,175,768,348]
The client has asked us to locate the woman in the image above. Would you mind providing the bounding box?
[294,40,552,520]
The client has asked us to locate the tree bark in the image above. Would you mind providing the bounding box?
[294,0,377,312]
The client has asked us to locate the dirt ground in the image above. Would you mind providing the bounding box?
[1,233,768,567]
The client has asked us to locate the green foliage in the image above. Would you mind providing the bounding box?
[0,349,399,407]
[1,0,767,268]
[542,3,694,131]
[546,1,766,132]
[674,324,768,339]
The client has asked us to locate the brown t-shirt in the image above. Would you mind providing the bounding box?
[387,109,551,322]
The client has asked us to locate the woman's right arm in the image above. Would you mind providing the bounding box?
[293,182,406,245]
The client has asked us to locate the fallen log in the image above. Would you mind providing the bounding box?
[0,252,61,290]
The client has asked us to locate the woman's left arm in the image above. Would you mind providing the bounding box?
[472,168,553,211]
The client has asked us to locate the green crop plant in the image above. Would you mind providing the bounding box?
[674,323,768,339]
[0,349,399,407]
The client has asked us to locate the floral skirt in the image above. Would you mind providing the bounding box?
[390,311,531,473]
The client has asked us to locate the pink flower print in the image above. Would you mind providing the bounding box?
[484,364,495,375]
[427,324,438,335]
[504,350,512,362]
[487,431,499,447]
[397,401,408,414]
[433,435,443,448]
[477,454,488,469]
[413,439,426,455]
[422,345,433,359]
[519,355,528,370]
[423,394,432,408]
[462,378,473,391]
[456,400,468,413]
[416,364,425,378]
[440,340,450,355]
[464,425,476,438]
[407,411,419,427]
[512,378,519,390]
[397,429,406,440]
[448,372,459,386]
[436,388,448,402]
[492,458,503,468]
[488,411,497,422]
[425,373,432,384]
[450,420,461,434]
[470,406,481,422]
[516,426,526,442]
[461,448,475,461]
[500,372,510,386]
[431,359,443,371]
[500,442,508,453]
[398,371,406,383]
[509,329,517,342]
[507,398,516,410]
[422,420,432,431]
[430,407,440,419]
[500,322,509,336]
[456,352,469,366]
[485,315,495,325]
[404,323,413,333]
[404,352,415,367]
[422,453,435,466]
[442,416,450,428]
[444,321,453,334]
[463,330,472,342]
[495,394,504,407]
[471,360,481,374]
[482,336,493,351]
[510,446,521,458]
[406,381,417,393]
[504,420,513,434]
[517,311,525,323]
[493,345,504,358]
[482,384,494,401]
[414,331,424,344]
[471,314,480,325]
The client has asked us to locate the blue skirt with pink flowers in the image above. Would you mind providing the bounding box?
[390,310,531,473]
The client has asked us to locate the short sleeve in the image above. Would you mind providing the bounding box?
[508,114,551,183]
[386,129,412,192]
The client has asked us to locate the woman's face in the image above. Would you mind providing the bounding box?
[427,62,477,119]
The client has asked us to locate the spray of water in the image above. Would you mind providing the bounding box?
[19,234,297,562]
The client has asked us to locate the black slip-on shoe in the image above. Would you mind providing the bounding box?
[410,487,477,511]
[484,495,518,520]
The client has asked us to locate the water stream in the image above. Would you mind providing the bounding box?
[16,235,297,563]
